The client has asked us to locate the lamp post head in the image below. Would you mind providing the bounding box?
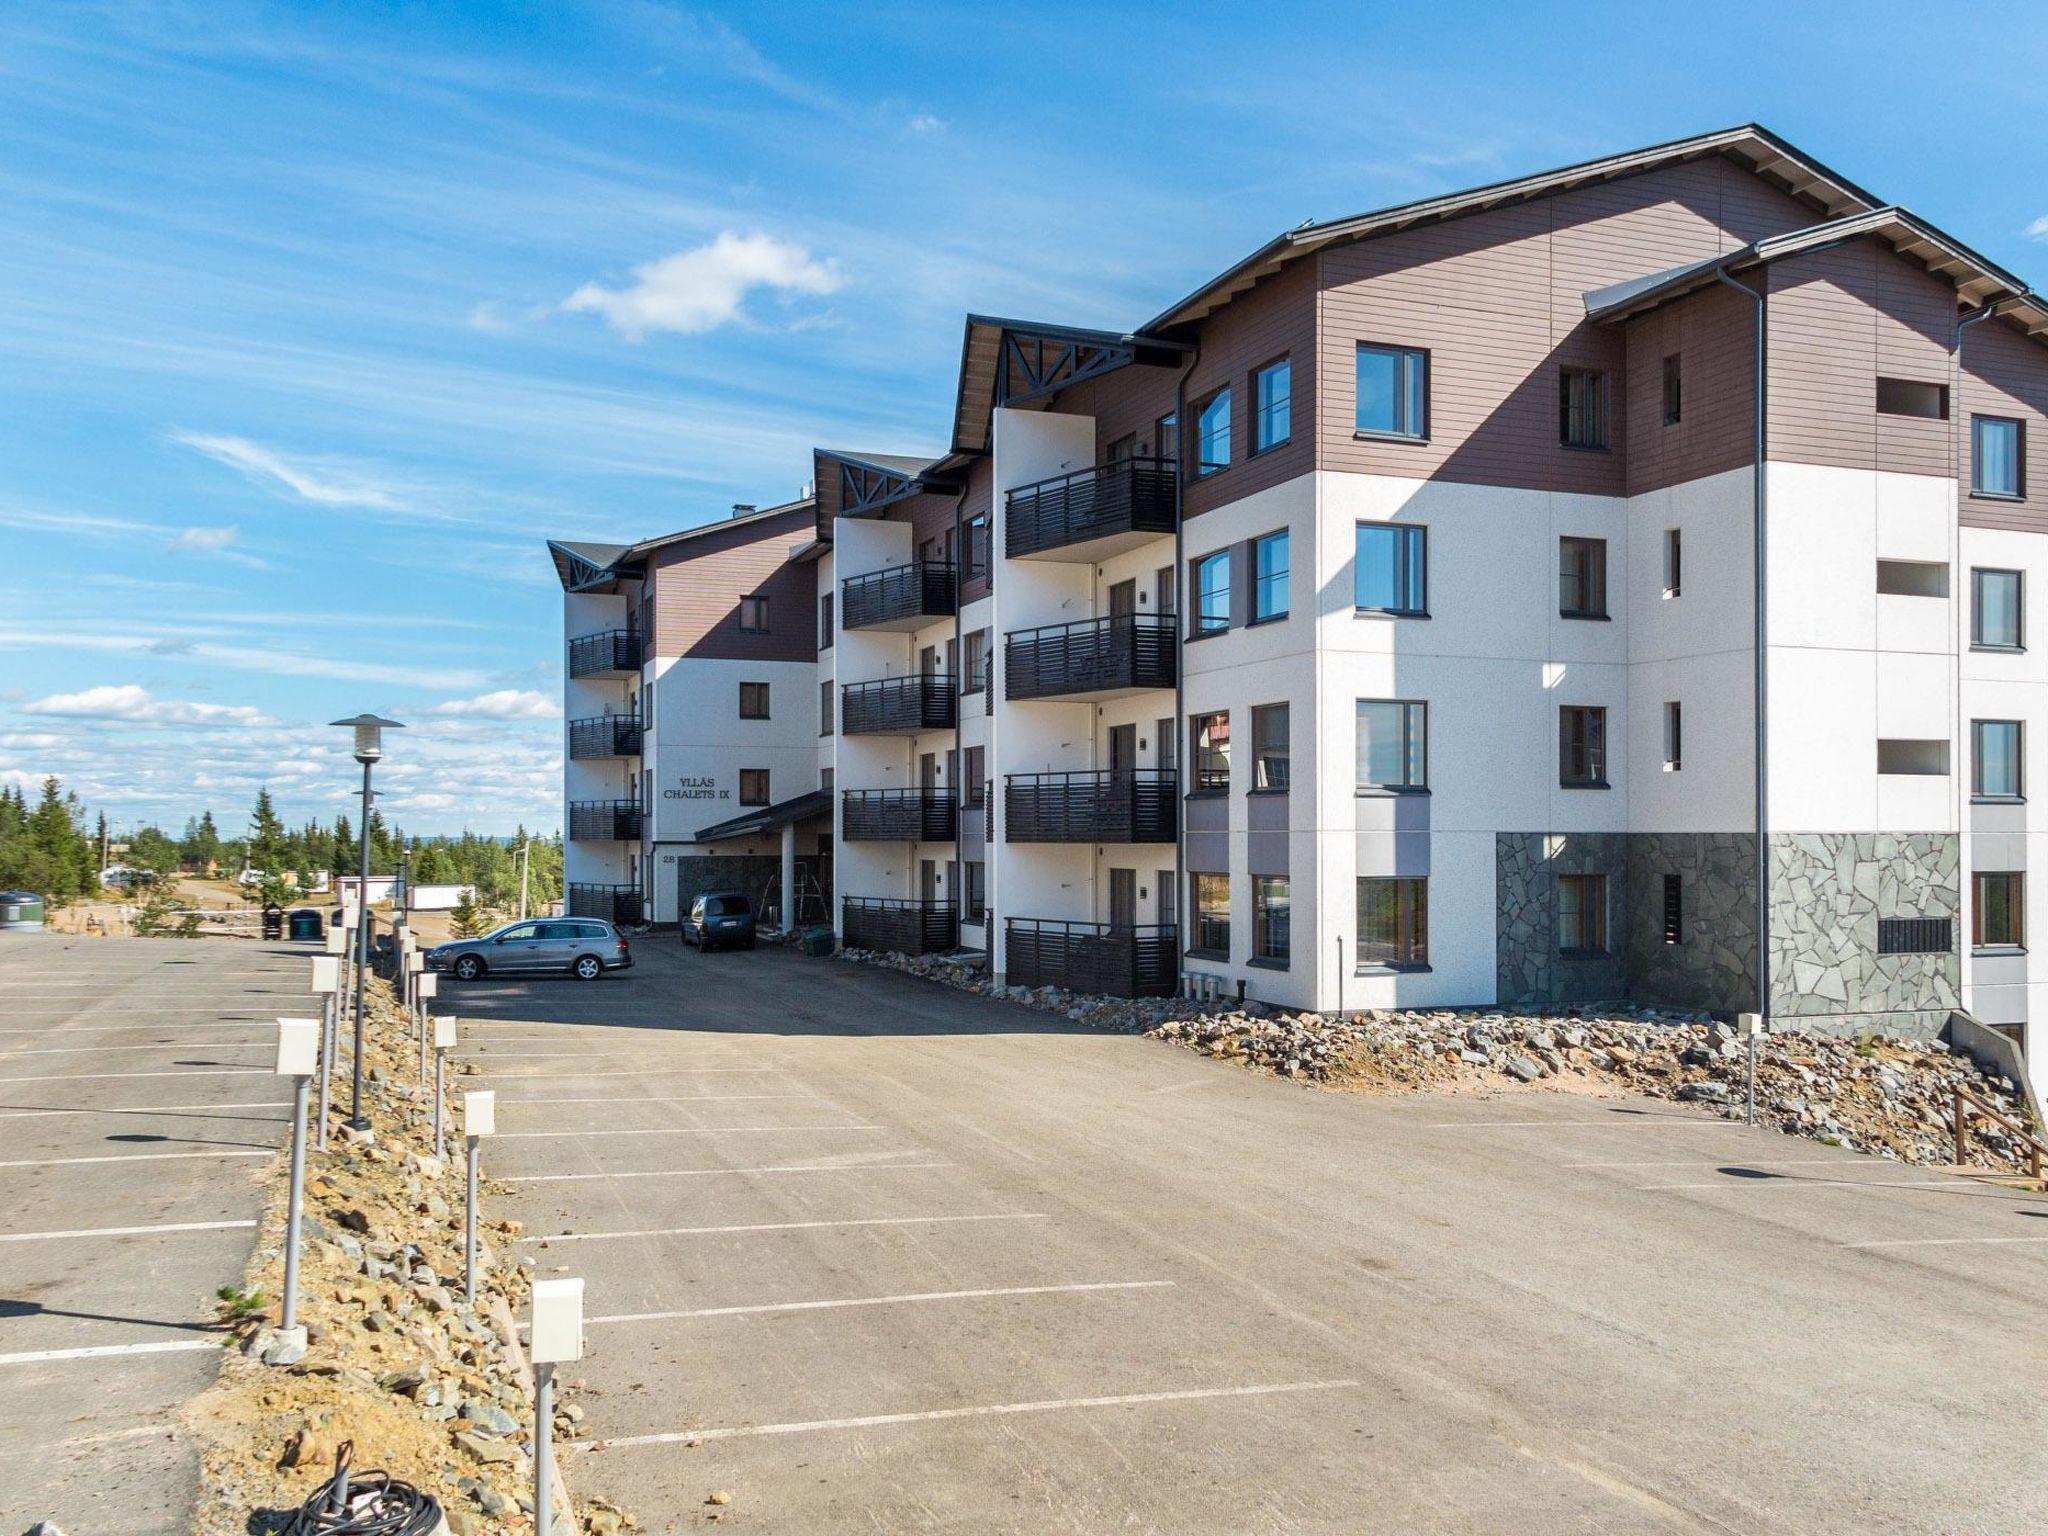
[331,713,405,764]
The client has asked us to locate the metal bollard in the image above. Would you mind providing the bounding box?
[462,1090,494,1303]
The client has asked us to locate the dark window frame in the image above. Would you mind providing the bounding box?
[1354,342,1429,442]
[738,594,771,633]
[1251,874,1291,966]
[1190,710,1231,795]
[1972,718,2024,802]
[1189,870,1230,959]
[1356,698,1427,793]
[1558,535,1609,620]
[1251,702,1290,793]
[1356,875,1429,970]
[1251,355,1292,455]
[739,680,770,720]
[1355,523,1428,617]
[1251,529,1289,623]
[1191,549,1231,637]
[1559,705,1609,789]
[1661,873,1684,945]
[1972,567,2025,651]
[1876,377,1950,420]
[1557,872,1609,955]
[738,768,770,806]
[1559,366,1611,450]
[1193,386,1233,478]
[1973,871,2026,951]
[1973,414,2026,500]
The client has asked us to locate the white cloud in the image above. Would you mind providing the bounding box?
[174,432,405,510]
[22,684,275,728]
[468,300,514,334]
[428,689,559,721]
[169,525,240,552]
[906,113,947,137]
[561,231,843,340]
[2027,216,2048,243]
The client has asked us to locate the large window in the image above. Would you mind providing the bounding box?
[1974,872,2025,950]
[1190,872,1230,956]
[963,628,990,692]
[1356,700,1426,791]
[1558,873,1609,953]
[1252,876,1291,964]
[1559,367,1610,449]
[1973,719,2024,800]
[1559,536,1608,619]
[1355,523,1427,615]
[1253,358,1292,452]
[1193,550,1230,636]
[1195,388,1232,476]
[739,768,769,806]
[1252,703,1290,791]
[1974,415,2024,498]
[739,681,769,719]
[1355,343,1428,439]
[1191,711,1230,793]
[1357,877,1428,967]
[739,594,770,632]
[1252,530,1289,621]
[1973,568,2024,650]
[1559,705,1608,787]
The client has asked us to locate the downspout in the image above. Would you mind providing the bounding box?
[1713,265,1769,1024]
[951,479,971,940]
[1952,300,2004,1026]
[1171,344,1201,987]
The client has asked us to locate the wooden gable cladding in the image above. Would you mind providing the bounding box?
[647,506,816,663]
[1961,316,2048,533]
[1621,280,1758,497]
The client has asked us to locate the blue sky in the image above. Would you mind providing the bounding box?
[5,0,2047,835]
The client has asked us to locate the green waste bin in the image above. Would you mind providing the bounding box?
[288,908,323,942]
[800,925,836,957]
[0,891,44,931]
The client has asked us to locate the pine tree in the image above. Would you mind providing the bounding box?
[449,886,487,938]
[248,789,285,872]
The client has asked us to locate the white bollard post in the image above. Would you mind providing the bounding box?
[432,1014,456,1162]
[416,970,438,1081]
[273,1018,320,1345]
[1740,1011,1766,1126]
[463,1090,494,1303]
[309,956,340,1151]
[529,1277,584,1536]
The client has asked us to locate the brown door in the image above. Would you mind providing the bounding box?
[1109,868,1137,929]
[1109,579,1136,618]
[919,752,938,789]
[1109,723,1136,775]
[919,859,937,903]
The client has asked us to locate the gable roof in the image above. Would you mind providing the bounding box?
[546,496,814,593]
[692,787,832,845]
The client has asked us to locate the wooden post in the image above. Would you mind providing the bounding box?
[1952,1085,1967,1167]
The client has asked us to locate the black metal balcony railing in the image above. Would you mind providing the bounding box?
[1005,918,1178,997]
[840,675,958,735]
[842,561,957,631]
[568,801,644,842]
[1006,455,1177,560]
[843,897,958,955]
[567,715,643,760]
[1005,614,1176,701]
[567,629,643,678]
[567,883,643,925]
[1005,771,1176,844]
[841,789,958,843]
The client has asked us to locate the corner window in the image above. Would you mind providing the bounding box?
[1662,354,1682,425]
[1560,367,1610,450]
[1558,874,1609,954]
[1190,872,1230,957]
[739,681,769,719]
[1973,719,2023,800]
[1252,358,1291,453]
[1195,388,1232,476]
[1357,876,1428,967]
[1559,536,1608,619]
[1193,550,1230,636]
[1972,568,2024,649]
[1355,343,1427,439]
[1191,711,1230,793]
[1355,523,1427,615]
[1559,705,1608,787]
[1252,876,1291,964]
[1974,415,2025,498]
[1356,700,1426,791]
[1251,703,1289,791]
[1663,701,1682,772]
[1663,528,1683,597]
[739,769,770,806]
[1252,530,1289,621]
[739,595,770,632]
[1974,872,2025,950]
[1877,377,1949,419]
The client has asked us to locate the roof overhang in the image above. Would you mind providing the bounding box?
[814,448,962,518]
[692,787,832,845]
[547,540,638,594]
[952,316,1192,455]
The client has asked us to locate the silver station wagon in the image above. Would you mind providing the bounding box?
[427,918,633,982]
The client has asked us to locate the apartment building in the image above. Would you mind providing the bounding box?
[555,124,2048,1043]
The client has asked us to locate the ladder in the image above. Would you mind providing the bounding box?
[760,865,829,930]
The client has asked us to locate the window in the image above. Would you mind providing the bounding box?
[1191,872,1230,956]
[965,515,991,582]
[1355,523,1427,615]
[1973,720,2023,800]
[1877,378,1949,419]
[1664,528,1683,597]
[1155,410,1178,466]
[739,681,769,719]
[1195,387,1232,476]
[1559,705,1608,787]
[1251,703,1290,791]
[1193,550,1230,636]
[1974,872,2025,950]
[1974,415,2024,498]
[1252,530,1289,621]
[1191,711,1230,793]
[964,861,987,923]
[1356,700,1426,791]
[1663,701,1682,772]
[1877,739,1950,776]
[1355,343,1427,439]
[1662,354,1682,425]
[964,747,986,806]
[1876,559,1949,598]
[818,593,833,649]
[1252,876,1291,964]
[1559,536,1608,619]
[1357,876,1428,967]
[1558,874,1609,954]
[1973,568,2024,649]
[1559,367,1610,449]
[1251,358,1292,453]
[739,595,769,632]
[1106,432,1136,464]
[818,681,832,736]
[963,628,990,692]
[738,769,769,806]
[1661,873,1684,945]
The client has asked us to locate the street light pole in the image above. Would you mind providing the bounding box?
[331,714,403,1137]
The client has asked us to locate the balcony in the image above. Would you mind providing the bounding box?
[567,883,643,925]
[840,675,957,735]
[568,801,644,842]
[842,561,957,632]
[1005,771,1176,843]
[1005,614,1176,701]
[567,629,643,678]
[1006,456,1176,562]
[1005,919,1178,997]
[841,789,958,842]
[567,715,643,759]
[843,897,958,955]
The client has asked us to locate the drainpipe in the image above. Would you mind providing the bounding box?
[1171,344,1200,985]
[951,478,971,940]
[1952,300,2005,1016]
[1713,265,1769,1024]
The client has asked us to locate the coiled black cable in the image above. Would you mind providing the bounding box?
[283,1441,443,1536]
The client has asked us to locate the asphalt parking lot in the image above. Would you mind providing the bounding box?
[0,933,308,1536]
[450,938,2048,1535]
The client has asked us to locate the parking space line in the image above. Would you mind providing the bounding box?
[0,1068,271,1083]
[498,1094,822,1107]
[1,1041,266,1055]
[584,1279,1175,1326]
[1418,1119,1749,1130]
[1566,1157,1884,1169]
[1635,1176,1973,1193]
[504,1161,951,1185]
[0,1219,257,1243]
[0,1149,271,1169]
[0,1101,289,1120]
[525,1213,1048,1243]
[0,1339,222,1368]
[589,1378,1363,1448]
[495,1124,879,1141]
[1843,1234,2048,1248]
[485,1068,781,1080]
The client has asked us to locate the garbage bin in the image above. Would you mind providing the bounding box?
[288,908,323,942]
[261,903,285,941]
[800,925,837,957]
[0,891,44,931]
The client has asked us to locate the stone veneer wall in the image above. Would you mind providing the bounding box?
[1767,832,1958,1039]
[1496,832,1629,1005]
[1625,834,1759,1015]
[672,855,830,930]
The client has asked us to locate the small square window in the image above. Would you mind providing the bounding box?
[1357,700,1426,791]
[1357,876,1428,967]
[1355,344,1428,439]
[739,595,770,632]
[739,681,770,720]
[738,768,770,805]
[1356,524,1427,615]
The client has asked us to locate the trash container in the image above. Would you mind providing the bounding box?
[800,925,837,957]
[0,891,44,931]
[261,903,285,941]
[288,908,323,942]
